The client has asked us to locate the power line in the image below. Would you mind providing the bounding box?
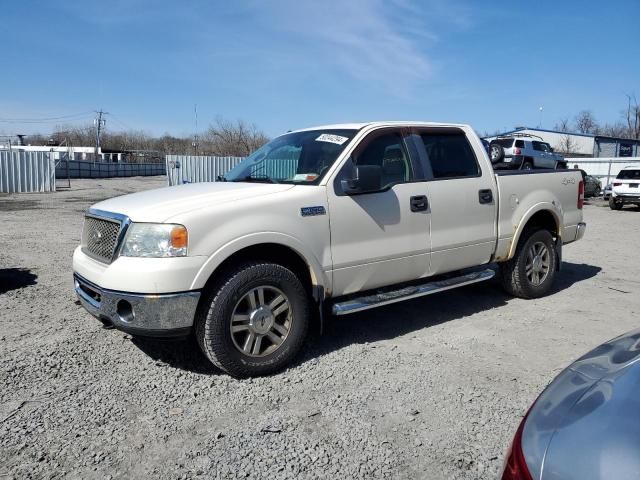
[108,113,133,131]
[0,111,95,124]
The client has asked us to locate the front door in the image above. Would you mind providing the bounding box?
[327,129,430,296]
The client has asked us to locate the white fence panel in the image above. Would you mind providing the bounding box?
[0,151,56,193]
[166,155,244,186]
[565,157,640,186]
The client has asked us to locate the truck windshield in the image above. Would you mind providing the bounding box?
[223,129,357,184]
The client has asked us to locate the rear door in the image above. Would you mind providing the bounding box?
[411,127,497,275]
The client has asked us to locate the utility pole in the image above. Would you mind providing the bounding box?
[192,103,199,156]
[94,109,107,162]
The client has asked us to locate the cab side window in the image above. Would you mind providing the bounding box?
[420,133,479,179]
[353,132,413,189]
[532,141,550,152]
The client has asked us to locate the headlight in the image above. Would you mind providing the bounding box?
[120,223,188,258]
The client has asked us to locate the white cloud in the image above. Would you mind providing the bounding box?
[247,0,437,92]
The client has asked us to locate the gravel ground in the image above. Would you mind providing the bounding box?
[1,178,639,479]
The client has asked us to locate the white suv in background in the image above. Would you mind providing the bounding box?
[609,166,640,210]
[488,134,567,170]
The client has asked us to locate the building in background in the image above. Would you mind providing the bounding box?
[485,127,640,158]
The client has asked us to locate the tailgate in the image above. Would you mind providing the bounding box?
[613,179,640,195]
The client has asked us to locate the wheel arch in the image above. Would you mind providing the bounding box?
[191,233,328,299]
[508,206,560,260]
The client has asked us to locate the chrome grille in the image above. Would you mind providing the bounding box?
[82,216,122,263]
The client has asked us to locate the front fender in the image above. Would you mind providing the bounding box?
[190,232,330,292]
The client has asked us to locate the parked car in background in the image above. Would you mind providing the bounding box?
[488,134,567,170]
[578,170,601,198]
[609,166,640,210]
[502,328,640,480]
[603,183,612,200]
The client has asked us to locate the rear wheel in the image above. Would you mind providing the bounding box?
[522,160,534,170]
[196,261,310,377]
[499,229,557,299]
[609,197,623,210]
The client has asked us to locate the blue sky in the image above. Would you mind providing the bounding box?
[1,0,639,138]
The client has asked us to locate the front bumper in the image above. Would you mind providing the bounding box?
[74,274,200,337]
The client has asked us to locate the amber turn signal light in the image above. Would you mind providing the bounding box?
[170,225,188,249]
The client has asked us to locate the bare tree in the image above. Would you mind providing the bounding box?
[18,118,271,159]
[556,135,577,154]
[203,118,269,157]
[624,94,640,140]
[554,118,571,133]
[598,121,627,138]
[574,110,598,134]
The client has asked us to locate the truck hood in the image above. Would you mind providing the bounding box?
[90,181,295,222]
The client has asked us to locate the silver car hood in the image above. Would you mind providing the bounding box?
[522,328,640,480]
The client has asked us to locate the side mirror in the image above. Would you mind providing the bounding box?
[341,165,382,195]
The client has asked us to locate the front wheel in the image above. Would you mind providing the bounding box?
[499,229,557,299]
[195,262,310,377]
[609,197,623,210]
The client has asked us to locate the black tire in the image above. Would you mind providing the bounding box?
[609,197,623,210]
[499,229,557,299]
[489,142,505,163]
[522,160,534,170]
[557,162,568,169]
[195,261,310,378]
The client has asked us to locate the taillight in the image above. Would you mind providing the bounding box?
[501,413,533,480]
[578,180,584,209]
[613,182,622,186]
[514,147,521,154]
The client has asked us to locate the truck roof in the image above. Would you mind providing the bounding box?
[292,121,469,133]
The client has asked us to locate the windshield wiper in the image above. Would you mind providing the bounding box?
[233,175,278,184]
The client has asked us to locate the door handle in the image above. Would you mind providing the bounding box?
[410,195,429,212]
[478,189,493,204]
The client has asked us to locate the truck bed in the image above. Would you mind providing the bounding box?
[493,169,583,261]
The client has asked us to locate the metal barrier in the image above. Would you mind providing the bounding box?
[0,151,56,193]
[565,157,640,186]
[165,155,302,186]
[166,155,244,186]
[55,160,166,179]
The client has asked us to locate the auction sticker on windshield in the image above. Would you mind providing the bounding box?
[315,134,349,145]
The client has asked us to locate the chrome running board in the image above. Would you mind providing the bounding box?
[331,269,495,316]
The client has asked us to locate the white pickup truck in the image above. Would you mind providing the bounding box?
[73,122,586,377]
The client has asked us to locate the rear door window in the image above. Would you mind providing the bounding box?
[420,131,480,179]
